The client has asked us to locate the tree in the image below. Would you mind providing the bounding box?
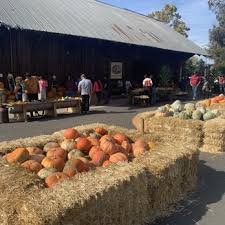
[208,0,225,73]
[149,4,190,37]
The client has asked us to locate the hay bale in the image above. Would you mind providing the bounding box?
[0,124,199,225]
[133,114,203,150]
[132,112,155,133]
[201,118,225,152]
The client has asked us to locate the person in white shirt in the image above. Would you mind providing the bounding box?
[78,74,92,114]
[143,74,153,97]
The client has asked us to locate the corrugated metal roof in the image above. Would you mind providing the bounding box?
[0,0,207,55]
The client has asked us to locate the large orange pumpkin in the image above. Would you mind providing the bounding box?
[109,153,128,163]
[45,172,68,188]
[113,133,129,145]
[26,147,43,155]
[92,150,109,166]
[41,157,65,171]
[4,148,29,163]
[64,128,80,140]
[89,146,102,159]
[95,127,108,136]
[76,137,92,153]
[46,148,67,161]
[100,140,119,155]
[87,137,100,146]
[21,160,42,173]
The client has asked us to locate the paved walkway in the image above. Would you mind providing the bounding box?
[0,99,225,225]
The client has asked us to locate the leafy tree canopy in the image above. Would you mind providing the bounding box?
[149,4,190,37]
[208,0,225,73]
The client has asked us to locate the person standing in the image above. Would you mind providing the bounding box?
[93,78,103,104]
[78,74,92,114]
[125,79,132,95]
[150,75,157,105]
[102,76,111,104]
[24,73,39,102]
[143,74,153,103]
[218,74,225,94]
[189,72,201,100]
[202,77,211,99]
[38,76,48,101]
[65,75,76,97]
[14,77,23,101]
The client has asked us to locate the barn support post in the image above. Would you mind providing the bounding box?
[9,28,13,73]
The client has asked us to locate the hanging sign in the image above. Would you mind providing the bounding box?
[110,62,123,79]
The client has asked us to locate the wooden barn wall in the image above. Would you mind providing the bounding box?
[0,27,192,85]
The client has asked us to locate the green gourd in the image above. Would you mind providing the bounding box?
[192,110,203,120]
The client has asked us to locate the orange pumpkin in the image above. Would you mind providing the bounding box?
[43,142,60,153]
[76,137,92,153]
[133,147,147,157]
[89,146,103,159]
[100,140,119,155]
[95,127,108,136]
[211,97,219,104]
[63,159,85,177]
[219,99,225,103]
[45,172,68,188]
[134,139,149,150]
[4,148,29,163]
[121,141,132,154]
[102,160,112,167]
[64,128,80,140]
[46,148,67,161]
[41,157,65,171]
[109,153,128,163]
[92,150,109,166]
[21,160,42,173]
[87,137,100,146]
[113,133,129,145]
[100,135,116,144]
[26,147,43,155]
[30,154,45,163]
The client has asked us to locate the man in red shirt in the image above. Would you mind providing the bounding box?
[218,74,225,94]
[189,72,201,100]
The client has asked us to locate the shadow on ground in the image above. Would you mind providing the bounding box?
[151,160,225,225]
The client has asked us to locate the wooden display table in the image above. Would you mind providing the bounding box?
[7,98,81,122]
[132,95,150,106]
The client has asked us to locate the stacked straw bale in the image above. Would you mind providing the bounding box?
[0,123,199,225]
[132,112,203,149]
[201,118,225,152]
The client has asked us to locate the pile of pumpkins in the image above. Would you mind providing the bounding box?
[156,100,221,121]
[3,127,154,188]
[198,94,225,107]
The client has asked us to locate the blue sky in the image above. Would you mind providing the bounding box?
[101,0,216,48]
